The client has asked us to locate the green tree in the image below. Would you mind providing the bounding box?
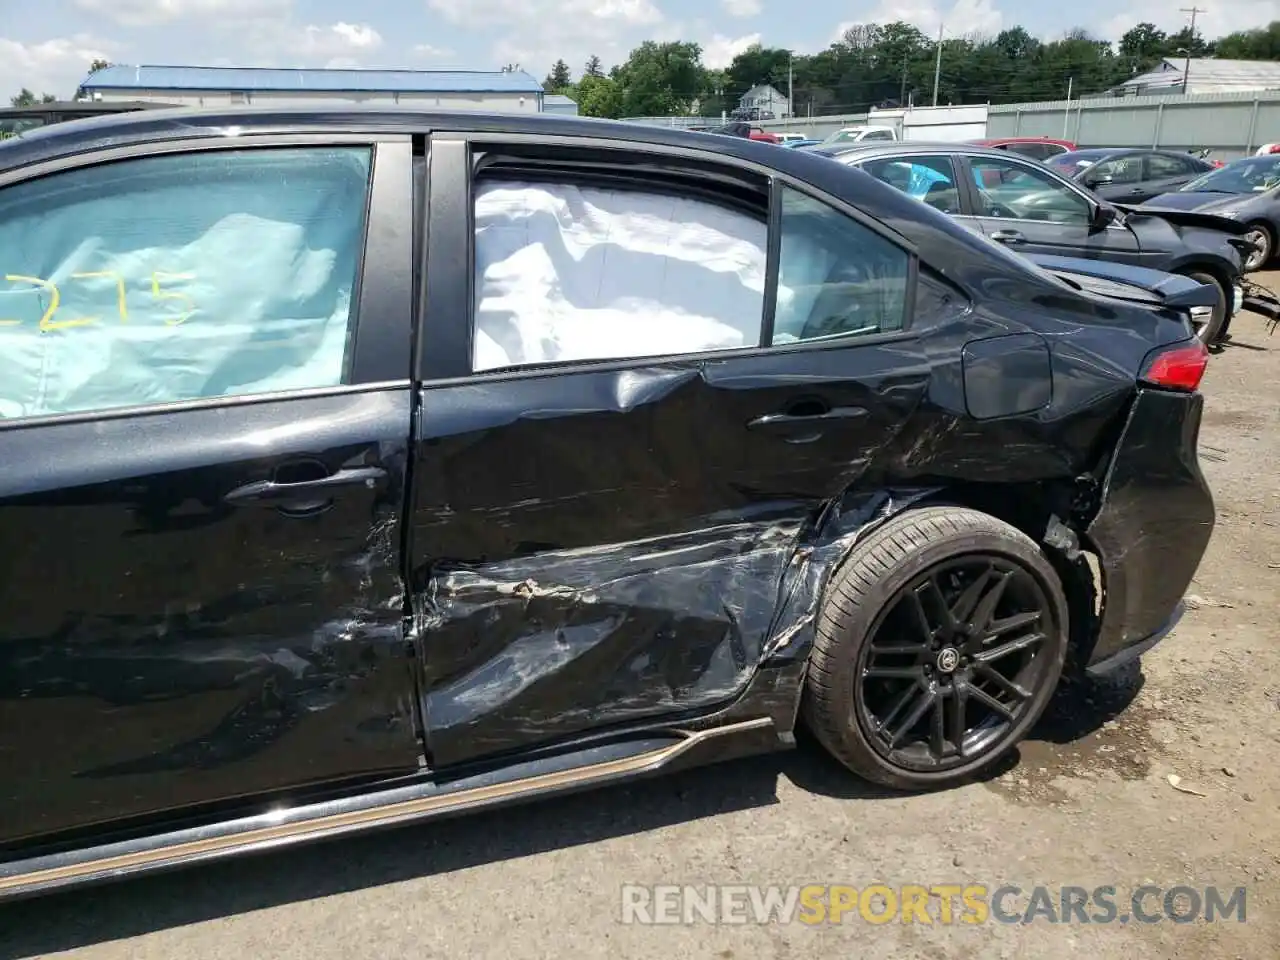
[1119,22,1169,62]
[584,55,604,78]
[612,41,706,117]
[544,59,572,92]
[89,58,111,73]
[723,43,794,108]
[576,74,622,118]
[1215,21,1280,59]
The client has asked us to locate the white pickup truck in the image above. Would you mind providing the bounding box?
[820,124,899,144]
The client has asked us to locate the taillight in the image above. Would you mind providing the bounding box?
[1139,338,1209,392]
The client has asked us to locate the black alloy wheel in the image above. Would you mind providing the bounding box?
[856,556,1056,773]
[803,506,1069,790]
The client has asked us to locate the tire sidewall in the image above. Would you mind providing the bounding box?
[814,523,1069,789]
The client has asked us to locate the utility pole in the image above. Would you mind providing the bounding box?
[788,53,794,119]
[900,53,908,106]
[1180,6,1205,94]
[932,24,944,106]
[1063,77,1073,137]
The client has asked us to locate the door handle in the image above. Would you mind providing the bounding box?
[224,465,386,517]
[747,405,867,444]
[990,230,1025,245]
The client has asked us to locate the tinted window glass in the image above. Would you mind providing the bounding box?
[1005,143,1051,160]
[861,155,962,214]
[773,187,910,344]
[1089,155,1144,183]
[1147,154,1193,177]
[969,157,1092,224]
[0,147,371,419]
[471,179,767,371]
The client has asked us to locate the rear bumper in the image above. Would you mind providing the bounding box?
[1083,388,1215,669]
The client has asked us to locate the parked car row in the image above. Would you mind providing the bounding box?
[794,137,1277,345]
[0,106,1229,900]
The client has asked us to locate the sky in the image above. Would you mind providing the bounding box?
[1,0,1277,100]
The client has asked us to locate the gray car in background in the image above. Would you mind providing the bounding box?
[1138,153,1280,273]
[803,141,1251,344]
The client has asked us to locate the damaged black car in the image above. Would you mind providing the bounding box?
[0,107,1215,900]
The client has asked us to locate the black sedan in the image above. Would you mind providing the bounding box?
[804,141,1250,343]
[1139,153,1280,272]
[0,107,1214,899]
[1047,148,1218,204]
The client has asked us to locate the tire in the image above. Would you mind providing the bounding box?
[802,506,1069,791]
[1244,222,1274,272]
[1182,271,1228,346]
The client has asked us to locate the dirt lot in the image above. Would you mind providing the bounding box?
[4,278,1279,960]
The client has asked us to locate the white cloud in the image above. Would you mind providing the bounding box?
[721,0,762,17]
[702,33,762,69]
[1101,1,1280,44]
[832,0,1003,44]
[292,22,383,58]
[72,0,292,28]
[429,0,662,74]
[0,34,119,100]
[414,43,456,60]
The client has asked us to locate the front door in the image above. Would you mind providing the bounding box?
[0,139,422,846]
[963,154,1146,265]
[408,136,929,769]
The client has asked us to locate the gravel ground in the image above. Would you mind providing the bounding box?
[4,276,1279,960]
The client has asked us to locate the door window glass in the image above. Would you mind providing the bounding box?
[1089,155,1143,183]
[0,147,371,419]
[772,187,909,344]
[1147,153,1193,178]
[861,155,961,213]
[471,179,767,371]
[969,157,1092,224]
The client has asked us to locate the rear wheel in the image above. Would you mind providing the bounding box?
[803,506,1069,791]
[1182,271,1228,345]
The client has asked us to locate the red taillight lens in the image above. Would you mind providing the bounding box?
[1140,339,1209,392]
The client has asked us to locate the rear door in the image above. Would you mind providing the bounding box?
[1141,153,1205,200]
[0,135,422,846]
[963,153,1148,265]
[408,134,930,770]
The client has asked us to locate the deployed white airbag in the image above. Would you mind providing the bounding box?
[472,180,768,370]
[0,147,370,419]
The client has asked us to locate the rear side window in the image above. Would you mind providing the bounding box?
[860,155,962,214]
[773,187,909,343]
[1147,153,1195,177]
[0,147,372,419]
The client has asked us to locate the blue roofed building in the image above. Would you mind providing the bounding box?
[78,64,546,112]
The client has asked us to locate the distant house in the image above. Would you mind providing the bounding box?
[737,84,790,119]
[1112,58,1280,97]
[543,93,579,116]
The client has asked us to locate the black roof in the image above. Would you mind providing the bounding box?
[0,105,811,176]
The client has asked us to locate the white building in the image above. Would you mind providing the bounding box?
[77,64,546,111]
[1113,58,1280,97]
[737,84,790,119]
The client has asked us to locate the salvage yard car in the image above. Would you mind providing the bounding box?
[0,107,1215,900]
[807,141,1252,344]
[1139,152,1280,273]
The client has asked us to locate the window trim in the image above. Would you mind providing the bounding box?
[0,134,411,431]
[418,131,919,387]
